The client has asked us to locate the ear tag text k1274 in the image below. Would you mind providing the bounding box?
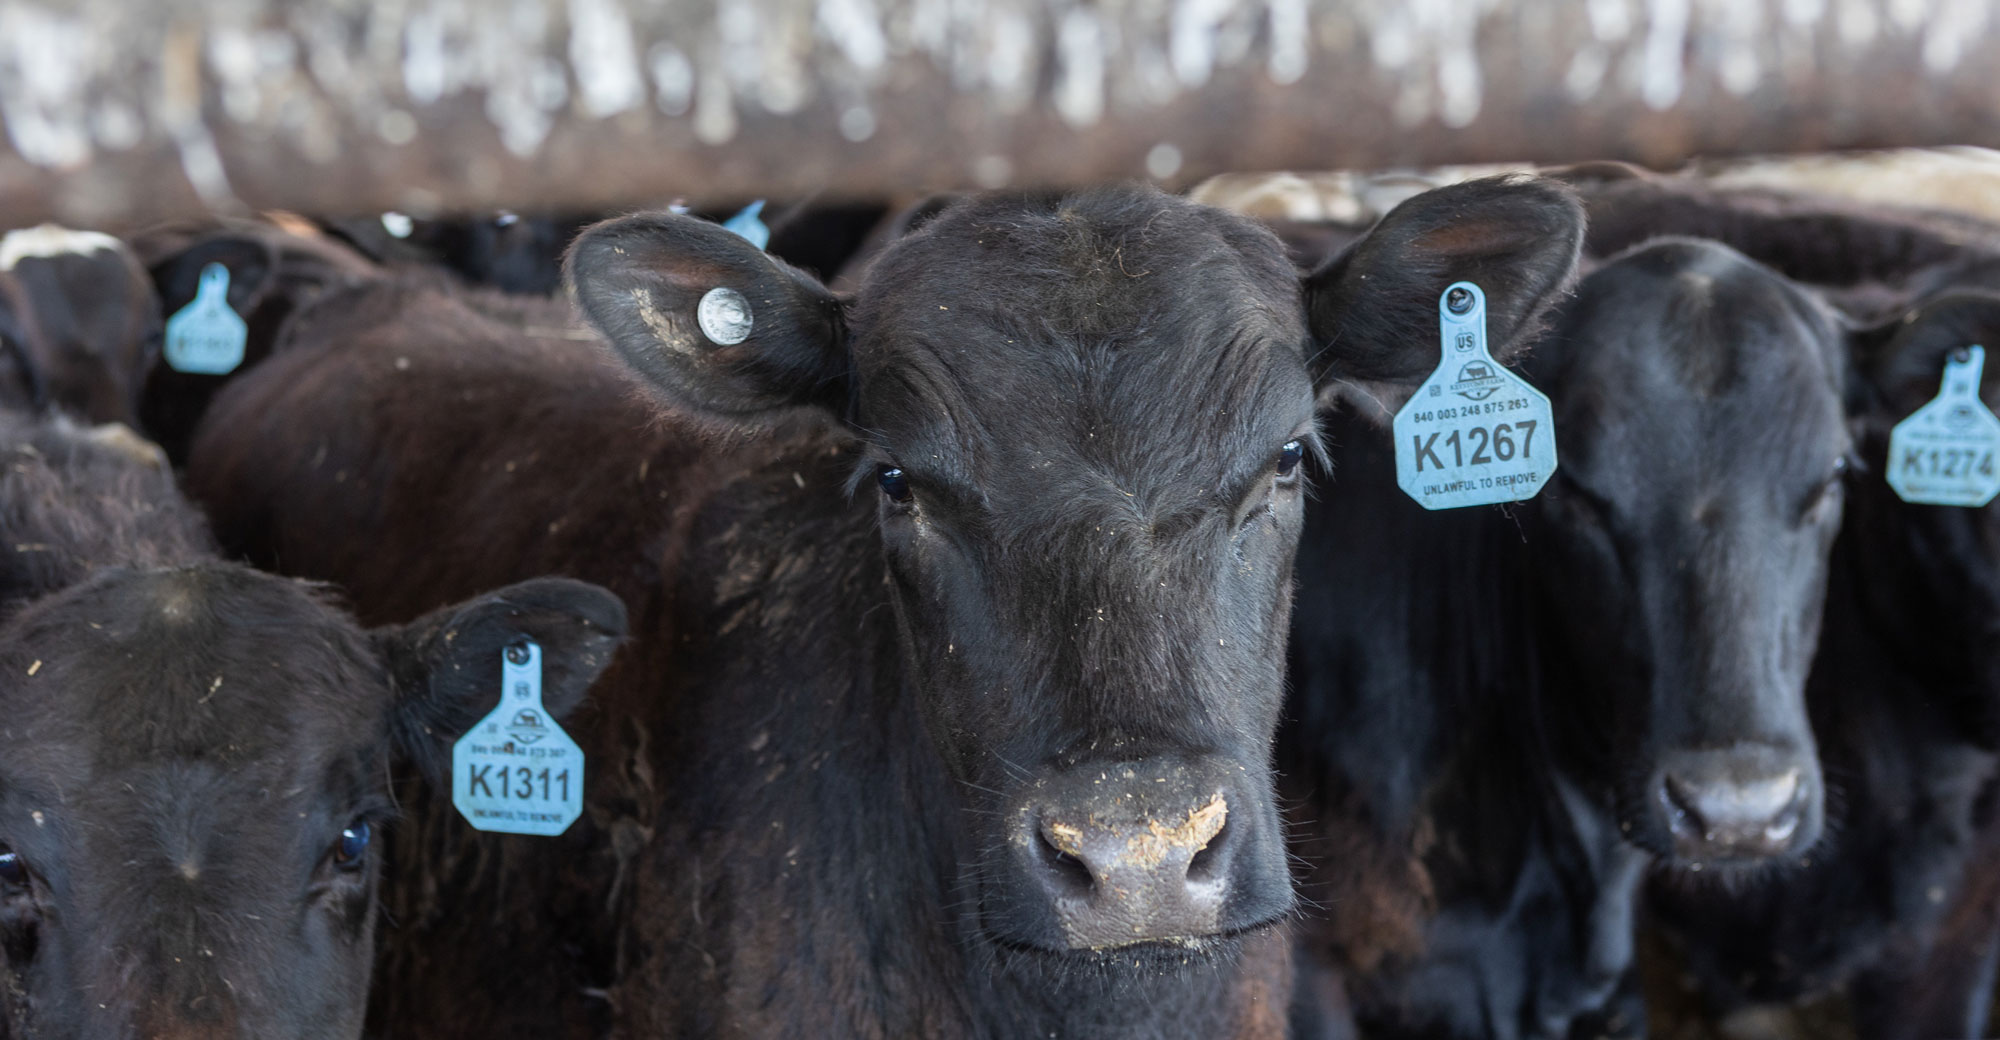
[1393,282,1557,509]
[1886,344,2000,507]
[163,263,248,375]
[451,640,585,836]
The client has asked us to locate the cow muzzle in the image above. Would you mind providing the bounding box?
[1653,744,1822,864]
[1001,759,1290,951]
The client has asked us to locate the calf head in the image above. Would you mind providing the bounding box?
[0,227,161,427]
[0,572,623,1039]
[132,219,382,462]
[569,179,1583,965]
[1847,290,2000,745]
[1525,239,1852,869]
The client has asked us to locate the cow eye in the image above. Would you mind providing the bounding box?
[0,848,25,887]
[1804,457,1850,521]
[1276,440,1305,479]
[877,465,912,503]
[333,821,371,871]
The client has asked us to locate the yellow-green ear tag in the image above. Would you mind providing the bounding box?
[1392,282,1558,509]
[1886,345,2000,507]
[451,640,584,836]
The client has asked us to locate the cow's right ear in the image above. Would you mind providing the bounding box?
[373,577,628,784]
[140,232,281,322]
[566,212,850,421]
[1854,290,2000,422]
[1304,176,1585,420]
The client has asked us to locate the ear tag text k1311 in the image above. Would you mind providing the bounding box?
[451,640,585,836]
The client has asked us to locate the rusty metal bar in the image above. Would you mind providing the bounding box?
[3,0,1999,228]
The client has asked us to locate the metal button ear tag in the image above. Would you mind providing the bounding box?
[698,287,753,346]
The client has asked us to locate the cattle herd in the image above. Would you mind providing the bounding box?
[0,161,1998,1040]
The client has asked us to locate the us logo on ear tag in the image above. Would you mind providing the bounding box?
[451,640,584,836]
[1886,345,2000,507]
[1393,282,1557,509]
[163,263,248,375]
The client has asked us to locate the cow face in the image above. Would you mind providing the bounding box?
[1849,290,2000,746]
[567,181,1582,961]
[1525,239,1852,869]
[0,572,622,1039]
[0,227,161,428]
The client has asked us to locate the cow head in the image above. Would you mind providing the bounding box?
[0,227,161,427]
[1524,238,1853,870]
[0,573,623,1039]
[566,181,1581,964]
[132,219,383,463]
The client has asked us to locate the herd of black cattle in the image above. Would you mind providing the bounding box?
[0,164,1997,1040]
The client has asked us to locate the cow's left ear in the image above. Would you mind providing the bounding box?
[373,577,628,781]
[1303,176,1585,419]
[566,211,851,423]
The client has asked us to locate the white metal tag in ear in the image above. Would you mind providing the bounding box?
[1392,281,1558,509]
[1886,345,2000,507]
[697,286,753,345]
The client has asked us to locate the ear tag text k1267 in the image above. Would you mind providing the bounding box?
[1886,344,2000,507]
[451,640,585,836]
[163,263,248,375]
[1393,282,1557,509]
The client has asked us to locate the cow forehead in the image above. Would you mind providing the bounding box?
[853,189,1304,367]
[1554,250,1846,477]
[1583,250,1836,383]
[849,195,1312,484]
[0,569,388,767]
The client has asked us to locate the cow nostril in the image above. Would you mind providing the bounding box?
[1187,817,1228,881]
[1662,775,1702,836]
[1764,797,1803,845]
[1036,825,1095,897]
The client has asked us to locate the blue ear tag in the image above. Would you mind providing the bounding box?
[451,640,585,836]
[1392,282,1558,509]
[162,263,248,375]
[1886,345,2000,507]
[722,200,770,250]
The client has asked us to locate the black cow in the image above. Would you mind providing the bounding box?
[127,217,385,464]
[183,179,1584,1037]
[320,211,595,296]
[318,201,888,297]
[1542,176,2000,1037]
[0,226,161,426]
[0,408,625,1039]
[1288,236,1859,1039]
[1644,289,2000,1039]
